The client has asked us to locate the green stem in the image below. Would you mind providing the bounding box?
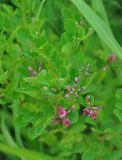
[1,112,17,147]
[35,0,46,21]
[0,143,62,160]
[13,100,23,148]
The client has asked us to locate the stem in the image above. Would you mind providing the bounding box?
[0,143,62,160]
[1,112,17,147]
[1,110,25,160]
[35,0,46,21]
[13,100,23,148]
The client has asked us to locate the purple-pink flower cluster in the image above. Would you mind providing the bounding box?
[65,76,86,99]
[82,95,101,120]
[83,108,97,120]
[53,105,74,128]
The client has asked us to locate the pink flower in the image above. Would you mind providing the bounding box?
[58,106,67,118]
[90,111,97,120]
[83,108,97,120]
[83,108,90,115]
[63,118,70,128]
[108,54,117,63]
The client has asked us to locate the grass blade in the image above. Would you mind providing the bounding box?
[91,0,110,28]
[0,143,62,160]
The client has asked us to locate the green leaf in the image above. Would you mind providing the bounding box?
[0,71,8,84]
[113,109,122,122]
[28,125,45,140]
[71,0,122,59]
[28,119,50,140]
[16,112,39,127]
[61,32,72,45]
[23,71,50,86]
[68,111,79,124]
[19,90,42,100]
[11,0,21,7]
[78,27,86,38]
[23,77,40,85]
[0,12,5,29]
[81,85,96,95]
[116,89,122,102]
[115,103,122,111]
[64,19,77,35]
[82,144,99,160]
[37,71,50,85]
[16,27,32,44]
[59,66,68,78]
[62,42,73,53]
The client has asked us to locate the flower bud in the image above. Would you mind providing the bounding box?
[74,76,80,83]
[108,54,117,63]
[83,108,90,115]
[63,118,70,128]
[65,93,70,98]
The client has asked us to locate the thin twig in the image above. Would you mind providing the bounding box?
[36,0,46,21]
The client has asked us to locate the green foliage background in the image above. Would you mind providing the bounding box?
[0,0,122,160]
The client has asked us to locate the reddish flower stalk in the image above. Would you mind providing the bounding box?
[38,62,43,72]
[87,95,91,105]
